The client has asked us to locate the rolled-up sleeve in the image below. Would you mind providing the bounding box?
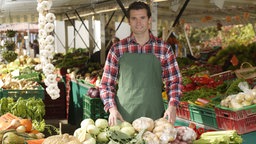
[99,49,119,112]
[162,48,182,107]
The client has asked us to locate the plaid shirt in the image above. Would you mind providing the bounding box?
[100,32,182,112]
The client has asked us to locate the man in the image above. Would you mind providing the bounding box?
[32,39,39,57]
[100,1,182,126]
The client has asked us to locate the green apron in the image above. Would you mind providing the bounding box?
[116,53,165,122]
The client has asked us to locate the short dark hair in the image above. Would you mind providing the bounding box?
[127,1,151,19]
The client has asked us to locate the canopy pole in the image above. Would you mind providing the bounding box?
[166,0,190,40]
[64,13,89,48]
[115,0,128,18]
[74,9,100,51]
[105,11,116,29]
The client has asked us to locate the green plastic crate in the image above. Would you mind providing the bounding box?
[189,104,218,128]
[68,80,92,126]
[1,85,44,100]
[83,95,108,121]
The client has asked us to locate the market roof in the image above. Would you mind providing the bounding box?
[0,0,255,25]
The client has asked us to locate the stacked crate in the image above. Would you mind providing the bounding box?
[215,104,256,134]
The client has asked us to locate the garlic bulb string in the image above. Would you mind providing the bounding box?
[37,0,60,100]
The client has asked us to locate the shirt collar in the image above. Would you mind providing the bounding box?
[128,30,157,44]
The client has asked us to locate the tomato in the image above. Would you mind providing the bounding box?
[196,127,205,139]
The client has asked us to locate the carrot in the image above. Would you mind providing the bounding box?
[26,139,45,144]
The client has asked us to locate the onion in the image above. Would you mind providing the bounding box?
[81,118,94,129]
[84,137,96,144]
[121,121,133,128]
[35,133,45,139]
[87,87,94,97]
[97,131,109,143]
[16,125,26,133]
[87,124,100,135]
[95,119,108,129]
[120,126,136,137]
[10,119,20,128]
[109,125,121,131]
[88,88,100,98]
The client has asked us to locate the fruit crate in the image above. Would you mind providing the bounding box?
[189,104,218,128]
[1,85,44,100]
[177,102,190,120]
[215,104,256,134]
[164,100,190,120]
[83,95,109,121]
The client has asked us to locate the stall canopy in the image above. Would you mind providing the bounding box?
[0,0,255,24]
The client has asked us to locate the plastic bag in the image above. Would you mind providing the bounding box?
[238,81,256,105]
[238,81,250,93]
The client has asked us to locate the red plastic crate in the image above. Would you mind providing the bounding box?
[215,104,256,134]
[177,102,190,120]
[164,100,190,120]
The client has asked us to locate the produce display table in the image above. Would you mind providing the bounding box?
[175,117,256,144]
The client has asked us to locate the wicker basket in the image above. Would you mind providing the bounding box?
[235,62,256,80]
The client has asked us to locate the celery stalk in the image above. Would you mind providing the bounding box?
[192,138,218,144]
[202,135,230,144]
[200,130,237,137]
[196,130,243,144]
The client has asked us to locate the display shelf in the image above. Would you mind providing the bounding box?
[175,117,256,144]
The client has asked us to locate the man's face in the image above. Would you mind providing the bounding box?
[128,9,151,35]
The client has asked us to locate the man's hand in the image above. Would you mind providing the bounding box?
[108,107,124,126]
[163,105,176,125]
